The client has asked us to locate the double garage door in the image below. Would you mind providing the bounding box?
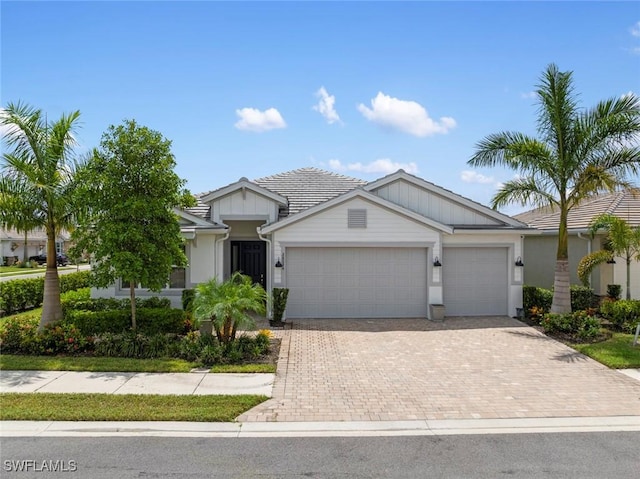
[286,247,428,318]
[285,246,509,318]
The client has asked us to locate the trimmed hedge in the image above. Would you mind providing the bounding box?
[0,270,92,316]
[62,308,187,336]
[600,299,640,333]
[523,284,598,315]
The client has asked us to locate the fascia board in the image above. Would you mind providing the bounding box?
[174,207,216,227]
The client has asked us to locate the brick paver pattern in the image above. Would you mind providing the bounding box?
[238,317,640,422]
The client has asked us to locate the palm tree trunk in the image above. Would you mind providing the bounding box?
[22,231,28,264]
[626,257,631,300]
[130,282,137,330]
[551,205,572,313]
[39,231,62,331]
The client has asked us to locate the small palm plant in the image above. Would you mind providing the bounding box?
[193,272,266,343]
[578,213,640,300]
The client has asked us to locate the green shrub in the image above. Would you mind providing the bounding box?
[40,323,93,355]
[0,314,40,353]
[600,299,640,333]
[59,270,93,293]
[523,285,553,316]
[63,308,187,336]
[0,270,91,316]
[606,284,622,300]
[541,310,601,341]
[0,277,44,315]
[272,287,289,322]
[182,289,195,312]
[570,285,598,311]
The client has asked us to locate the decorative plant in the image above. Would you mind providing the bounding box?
[192,272,266,343]
[271,287,289,324]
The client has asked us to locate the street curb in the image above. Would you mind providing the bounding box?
[2,416,640,438]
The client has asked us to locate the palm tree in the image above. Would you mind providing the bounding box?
[578,213,640,300]
[468,64,640,313]
[193,272,266,344]
[0,102,83,329]
[0,181,41,264]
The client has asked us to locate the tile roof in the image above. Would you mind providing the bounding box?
[253,167,367,215]
[514,190,640,230]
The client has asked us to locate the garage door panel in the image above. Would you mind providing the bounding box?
[442,247,508,316]
[286,247,428,319]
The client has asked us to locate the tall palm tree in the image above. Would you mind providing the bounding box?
[0,181,41,264]
[193,272,266,343]
[578,213,640,300]
[1,102,83,329]
[468,64,640,313]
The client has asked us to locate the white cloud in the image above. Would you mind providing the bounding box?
[234,107,286,132]
[329,158,419,175]
[630,21,640,37]
[520,91,536,100]
[313,87,341,124]
[461,170,496,184]
[357,92,456,137]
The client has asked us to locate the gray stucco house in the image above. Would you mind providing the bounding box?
[95,167,536,319]
[515,190,640,299]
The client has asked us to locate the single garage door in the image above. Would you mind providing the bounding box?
[442,247,508,316]
[286,247,428,318]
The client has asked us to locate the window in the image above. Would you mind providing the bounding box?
[348,209,367,228]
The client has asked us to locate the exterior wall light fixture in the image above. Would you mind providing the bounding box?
[433,256,442,267]
[515,256,524,267]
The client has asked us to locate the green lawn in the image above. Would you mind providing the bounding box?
[0,393,268,421]
[0,355,197,372]
[0,266,76,277]
[0,354,277,373]
[573,333,640,369]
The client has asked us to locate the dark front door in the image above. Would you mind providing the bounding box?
[231,241,266,287]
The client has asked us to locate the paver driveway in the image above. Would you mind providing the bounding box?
[238,317,640,422]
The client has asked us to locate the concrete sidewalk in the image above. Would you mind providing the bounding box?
[2,416,640,438]
[0,370,275,396]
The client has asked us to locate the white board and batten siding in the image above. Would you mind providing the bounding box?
[273,196,439,319]
[210,189,279,224]
[372,180,502,226]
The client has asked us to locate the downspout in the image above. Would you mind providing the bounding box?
[577,232,592,287]
[214,229,230,281]
[257,227,272,319]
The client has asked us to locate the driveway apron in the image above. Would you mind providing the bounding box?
[238,318,640,422]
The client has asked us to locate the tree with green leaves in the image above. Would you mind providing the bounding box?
[0,182,41,265]
[468,64,640,313]
[578,213,640,300]
[193,272,267,344]
[71,119,194,330]
[1,102,84,329]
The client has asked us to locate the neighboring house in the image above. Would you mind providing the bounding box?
[515,190,640,299]
[94,167,535,319]
[0,227,71,266]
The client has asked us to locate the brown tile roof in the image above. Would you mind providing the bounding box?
[514,190,640,230]
[253,167,367,215]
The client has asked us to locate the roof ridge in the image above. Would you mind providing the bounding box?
[605,190,626,215]
[253,166,366,184]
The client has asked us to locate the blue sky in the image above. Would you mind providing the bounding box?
[2,1,639,215]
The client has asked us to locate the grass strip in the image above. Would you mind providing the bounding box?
[0,393,267,422]
[0,355,197,373]
[210,363,276,373]
[573,333,640,369]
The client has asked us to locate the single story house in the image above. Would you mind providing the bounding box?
[0,227,71,266]
[94,167,536,319]
[515,190,640,299]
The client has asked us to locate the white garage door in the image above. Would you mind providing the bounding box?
[442,247,508,316]
[286,247,428,318]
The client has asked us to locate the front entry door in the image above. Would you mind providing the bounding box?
[231,241,266,288]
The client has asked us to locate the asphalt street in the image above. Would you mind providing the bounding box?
[1,432,639,478]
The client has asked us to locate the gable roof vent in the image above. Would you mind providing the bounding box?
[348,209,367,228]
